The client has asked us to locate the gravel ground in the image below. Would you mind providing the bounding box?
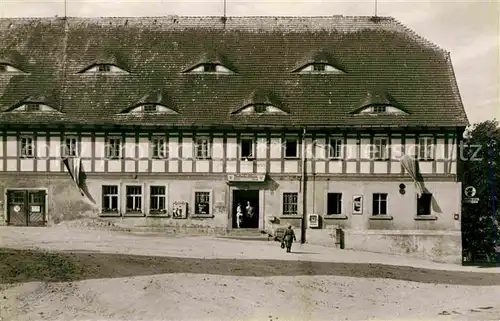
[1,224,500,321]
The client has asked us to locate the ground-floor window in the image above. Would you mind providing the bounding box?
[372,193,388,215]
[149,186,167,214]
[194,191,211,215]
[282,192,298,215]
[327,193,342,215]
[417,193,432,215]
[126,185,142,213]
[102,185,119,213]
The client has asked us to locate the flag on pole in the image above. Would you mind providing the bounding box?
[400,154,425,195]
[63,156,84,196]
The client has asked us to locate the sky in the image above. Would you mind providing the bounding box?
[1,0,498,125]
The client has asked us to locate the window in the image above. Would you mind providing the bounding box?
[143,104,157,112]
[373,105,387,113]
[203,64,216,72]
[106,137,122,159]
[26,103,41,112]
[372,138,388,160]
[327,193,342,215]
[282,192,298,215]
[102,185,119,213]
[329,138,343,159]
[372,193,388,215]
[149,186,167,215]
[64,137,78,157]
[419,137,434,160]
[240,138,254,159]
[0,65,6,73]
[194,191,211,215]
[20,137,34,157]
[196,138,210,159]
[152,137,167,159]
[97,64,111,72]
[254,104,266,113]
[313,64,325,71]
[284,139,298,158]
[417,193,432,215]
[294,63,344,74]
[126,186,142,213]
[0,63,24,73]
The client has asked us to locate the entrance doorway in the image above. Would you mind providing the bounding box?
[6,189,46,226]
[232,190,259,229]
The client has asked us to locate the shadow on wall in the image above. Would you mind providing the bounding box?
[1,247,499,286]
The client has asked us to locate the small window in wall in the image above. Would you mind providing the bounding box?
[152,137,167,159]
[285,139,298,158]
[106,137,122,159]
[372,138,388,160]
[126,185,142,213]
[327,193,342,215]
[417,193,432,215]
[240,138,254,159]
[20,136,34,157]
[97,64,111,72]
[329,138,343,159]
[102,185,119,213]
[64,137,78,157]
[283,192,298,215]
[419,137,434,160]
[194,191,211,215]
[150,186,167,215]
[373,105,387,113]
[196,138,210,159]
[372,193,388,215]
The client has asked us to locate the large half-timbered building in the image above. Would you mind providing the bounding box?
[0,16,468,263]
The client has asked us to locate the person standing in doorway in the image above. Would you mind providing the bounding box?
[236,203,243,228]
[246,201,254,227]
[283,225,297,253]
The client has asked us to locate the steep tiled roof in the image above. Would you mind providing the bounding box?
[0,16,469,129]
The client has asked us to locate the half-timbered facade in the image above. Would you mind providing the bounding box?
[0,16,468,263]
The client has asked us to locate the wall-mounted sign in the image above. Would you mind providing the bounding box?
[13,205,20,212]
[172,201,187,219]
[464,186,476,198]
[227,174,266,182]
[352,195,363,214]
[308,214,319,228]
[30,205,41,213]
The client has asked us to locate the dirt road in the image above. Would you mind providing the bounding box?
[1,225,500,321]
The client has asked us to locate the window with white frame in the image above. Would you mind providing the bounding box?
[240,138,254,159]
[372,138,389,160]
[329,138,343,159]
[195,138,210,159]
[125,185,142,213]
[64,137,78,157]
[284,138,298,158]
[149,185,167,215]
[101,185,119,213]
[419,137,434,160]
[20,136,34,157]
[106,137,122,159]
[194,191,211,215]
[152,137,167,159]
[327,193,342,215]
[372,193,388,215]
[283,192,298,215]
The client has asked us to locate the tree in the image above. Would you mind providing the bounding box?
[460,120,500,262]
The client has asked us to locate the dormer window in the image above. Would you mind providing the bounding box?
[233,104,287,115]
[79,64,128,74]
[143,104,158,112]
[373,105,387,113]
[185,63,234,74]
[126,104,178,114]
[313,64,325,72]
[295,63,344,73]
[10,103,58,112]
[0,63,25,74]
[254,104,267,113]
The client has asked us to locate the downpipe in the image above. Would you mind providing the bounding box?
[300,127,307,244]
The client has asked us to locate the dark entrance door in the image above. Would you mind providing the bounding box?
[232,190,259,229]
[6,190,46,226]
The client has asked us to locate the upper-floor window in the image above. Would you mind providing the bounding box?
[106,137,122,159]
[284,139,298,158]
[64,137,78,157]
[195,138,210,159]
[10,103,58,112]
[240,138,254,159]
[0,63,25,74]
[419,137,434,160]
[233,103,288,115]
[127,104,178,114]
[329,138,343,159]
[20,136,34,158]
[373,105,386,113]
[294,63,344,74]
[185,63,235,74]
[152,137,167,159]
[372,138,389,160]
[78,63,128,74]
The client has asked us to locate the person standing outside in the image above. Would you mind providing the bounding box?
[283,225,297,253]
[236,203,243,228]
[245,201,254,226]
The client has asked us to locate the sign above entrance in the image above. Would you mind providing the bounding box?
[227,174,266,182]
